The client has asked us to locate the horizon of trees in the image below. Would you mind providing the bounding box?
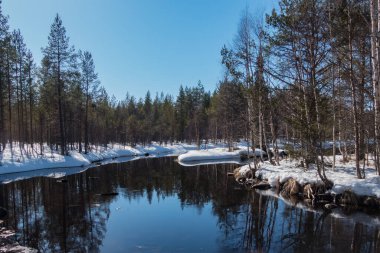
[0,0,380,181]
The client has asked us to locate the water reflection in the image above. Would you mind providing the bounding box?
[0,157,379,253]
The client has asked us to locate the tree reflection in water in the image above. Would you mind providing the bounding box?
[0,157,379,253]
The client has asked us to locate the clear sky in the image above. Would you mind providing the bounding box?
[3,0,278,100]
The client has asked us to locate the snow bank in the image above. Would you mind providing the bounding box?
[0,143,198,180]
[178,148,266,163]
[237,157,380,198]
[0,150,91,175]
[179,158,243,167]
[178,148,241,163]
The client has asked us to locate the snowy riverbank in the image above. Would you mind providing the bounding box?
[2,142,380,202]
[0,141,262,177]
[0,143,198,177]
[236,156,380,199]
[177,147,265,163]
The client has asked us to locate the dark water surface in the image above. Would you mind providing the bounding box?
[0,157,380,253]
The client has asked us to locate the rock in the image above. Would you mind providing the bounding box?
[234,167,253,184]
[314,194,334,203]
[0,207,7,219]
[245,179,254,188]
[337,190,359,207]
[362,196,379,208]
[237,177,246,184]
[281,178,301,197]
[288,195,300,205]
[56,179,68,183]
[303,183,315,199]
[251,182,271,190]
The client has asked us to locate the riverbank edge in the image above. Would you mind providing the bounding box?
[233,167,380,211]
[0,142,198,177]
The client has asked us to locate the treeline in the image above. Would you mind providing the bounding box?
[0,1,256,156]
[0,4,214,155]
[1,0,380,181]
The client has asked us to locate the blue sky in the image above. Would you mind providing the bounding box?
[3,0,278,100]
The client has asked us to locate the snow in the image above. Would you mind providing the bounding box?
[178,148,265,163]
[178,148,241,163]
[236,165,251,176]
[0,142,195,182]
[0,141,265,182]
[237,155,380,198]
[178,158,243,167]
[0,227,37,253]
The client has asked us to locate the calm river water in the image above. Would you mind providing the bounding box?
[0,157,379,253]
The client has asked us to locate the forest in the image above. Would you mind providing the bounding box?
[0,0,380,182]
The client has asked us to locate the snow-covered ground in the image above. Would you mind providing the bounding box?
[237,155,380,198]
[0,227,37,253]
[0,142,196,181]
[0,140,267,182]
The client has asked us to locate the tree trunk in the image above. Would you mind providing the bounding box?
[371,0,380,174]
[0,67,4,152]
[6,51,13,152]
[348,8,362,179]
[28,69,33,149]
[57,63,66,155]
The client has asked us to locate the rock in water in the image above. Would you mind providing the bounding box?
[303,183,315,199]
[251,182,271,190]
[363,196,379,208]
[281,178,301,197]
[338,190,359,207]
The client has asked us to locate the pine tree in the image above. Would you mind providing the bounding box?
[12,29,27,148]
[24,50,36,148]
[79,50,99,153]
[42,14,75,155]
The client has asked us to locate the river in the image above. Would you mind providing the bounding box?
[0,157,379,253]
